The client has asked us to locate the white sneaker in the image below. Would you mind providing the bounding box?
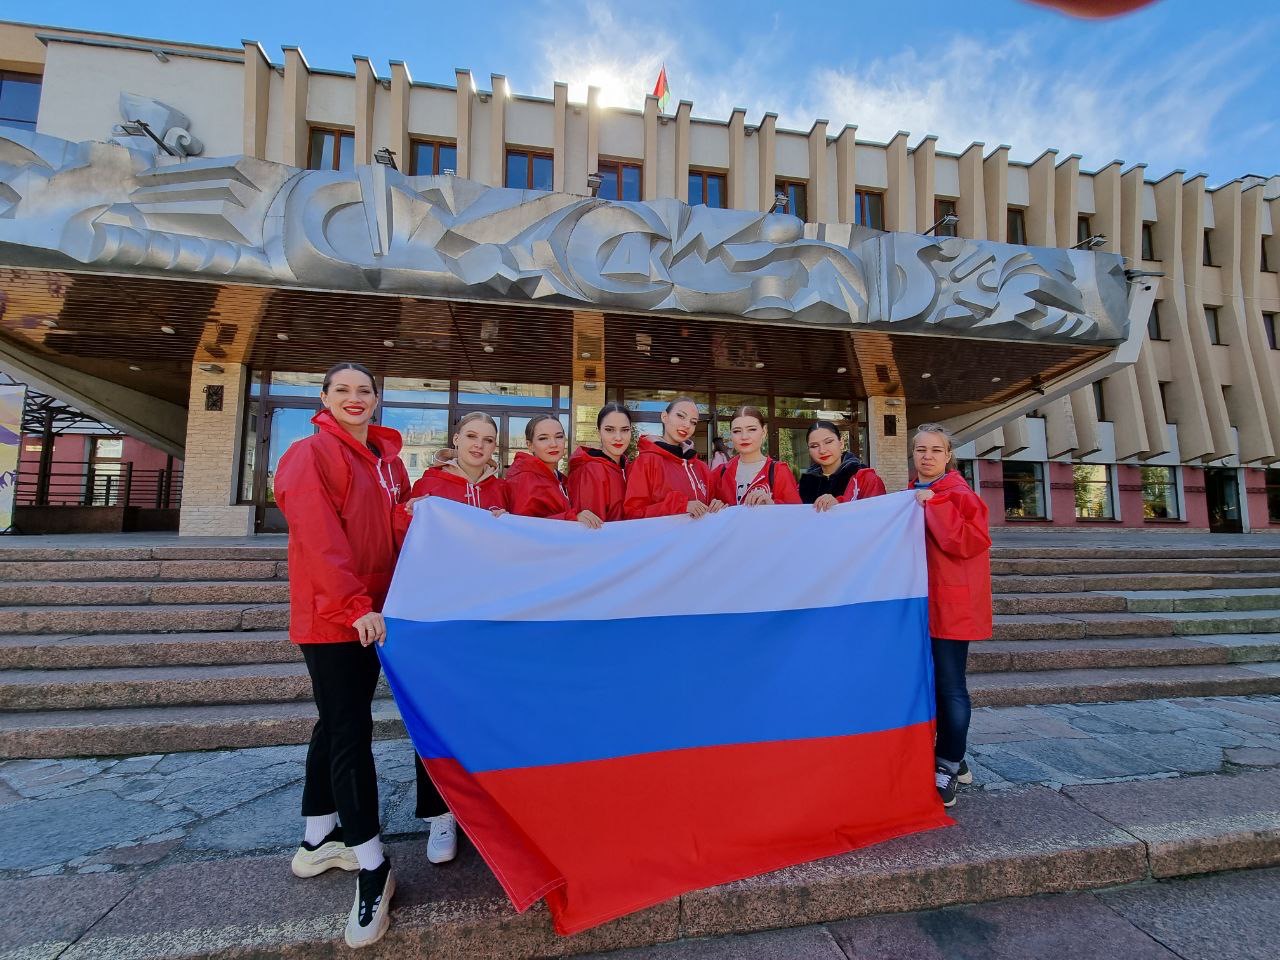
[426,812,457,864]
[290,826,359,878]
[344,859,394,949]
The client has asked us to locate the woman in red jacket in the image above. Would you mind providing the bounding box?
[710,405,801,506]
[507,414,603,527]
[911,423,992,809]
[274,362,405,948]
[802,420,887,511]
[623,397,726,519]
[567,402,633,522]
[408,412,508,512]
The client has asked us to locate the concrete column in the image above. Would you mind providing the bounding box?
[489,74,509,188]
[389,61,411,172]
[756,113,777,212]
[1241,183,1280,450]
[552,82,568,192]
[241,40,271,160]
[282,46,311,168]
[353,56,376,165]
[1069,388,1101,456]
[643,95,659,200]
[1107,368,1151,460]
[728,107,747,210]
[868,395,908,491]
[1027,149,1057,247]
[572,311,607,451]
[586,86,601,188]
[1039,397,1079,459]
[673,100,692,201]
[179,362,253,536]
[885,131,910,232]
[835,125,857,223]
[912,135,937,234]
[808,119,830,223]
[982,145,1010,242]
[957,142,986,240]
[1001,416,1030,457]
[1054,154,1081,249]
[974,429,1005,458]
[454,69,474,179]
[1093,160,1123,254]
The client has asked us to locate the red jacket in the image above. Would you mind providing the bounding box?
[567,446,628,521]
[919,469,993,641]
[505,451,578,520]
[274,410,410,644]
[624,436,713,519]
[409,462,509,510]
[838,468,888,502]
[710,455,802,505]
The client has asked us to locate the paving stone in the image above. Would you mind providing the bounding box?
[1099,867,1280,960]
[0,873,137,959]
[579,926,847,959]
[1178,726,1251,747]
[1225,746,1280,766]
[1093,733,1225,774]
[998,736,1169,780]
[1064,768,1280,877]
[967,746,1062,784]
[182,783,305,855]
[0,789,195,870]
[828,891,1180,960]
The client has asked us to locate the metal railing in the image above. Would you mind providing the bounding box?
[16,460,184,509]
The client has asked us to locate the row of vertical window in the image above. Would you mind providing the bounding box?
[990,461,1180,522]
[1146,303,1279,350]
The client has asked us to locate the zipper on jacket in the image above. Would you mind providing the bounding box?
[683,459,707,501]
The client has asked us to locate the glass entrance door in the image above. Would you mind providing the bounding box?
[1205,468,1243,533]
[255,406,318,532]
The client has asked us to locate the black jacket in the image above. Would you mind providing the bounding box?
[799,452,866,504]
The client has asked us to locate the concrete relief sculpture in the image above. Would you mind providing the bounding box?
[0,128,1129,345]
[110,93,204,158]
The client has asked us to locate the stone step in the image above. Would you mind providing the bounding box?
[968,663,1280,707]
[6,770,1277,959]
[0,544,288,562]
[0,698,406,759]
[1102,587,1280,613]
[0,603,290,636]
[993,608,1280,640]
[991,557,1280,575]
[992,593,1128,615]
[0,559,288,583]
[992,571,1280,594]
[0,631,298,670]
[0,580,291,607]
[969,635,1280,673]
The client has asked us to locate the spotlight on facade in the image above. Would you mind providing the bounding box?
[374,147,398,170]
[771,193,789,214]
[836,366,847,374]
[587,173,604,197]
[754,361,765,369]
[925,214,959,236]
[198,363,224,374]
[276,332,289,341]
[160,325,176,335]
[483,344,495,353]
[1072,234,1107,250]
[119,118,177,156]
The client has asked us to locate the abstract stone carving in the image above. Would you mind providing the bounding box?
[0,128,1129,345]
[110,93,204,158]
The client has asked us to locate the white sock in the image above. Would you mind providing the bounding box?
[304,812,338,846]
[352,835,386,871]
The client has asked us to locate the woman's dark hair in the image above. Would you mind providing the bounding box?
[321,362,377,394]
[712,436,728,454]
[596,401,633,429]
[664,396,698,414]
[731,405,768,427]
[806,419,842,441]
[524,412,564,443]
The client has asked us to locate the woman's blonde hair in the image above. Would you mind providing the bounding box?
[452,411,498,441]
[911,422,956,469]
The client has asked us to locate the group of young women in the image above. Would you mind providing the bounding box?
[274,361,992,949]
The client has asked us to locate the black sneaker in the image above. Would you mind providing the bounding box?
[291,825,359,878]
[344,857,395,948]
[935,762,958,808]
[957,758,973,785]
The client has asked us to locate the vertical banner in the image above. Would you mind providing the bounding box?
[0,383,25,533]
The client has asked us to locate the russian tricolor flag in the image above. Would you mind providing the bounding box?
[381,492,950,934]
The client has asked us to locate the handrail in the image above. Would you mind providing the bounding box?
[15,460,184,508]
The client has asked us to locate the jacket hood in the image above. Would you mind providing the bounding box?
[803,449,863,480]
[505,450,563,482]
[920,468,970,493]
[312,409,404,462]
[570,445,626,472]
[426,460,501,486]
[639,435,699,462]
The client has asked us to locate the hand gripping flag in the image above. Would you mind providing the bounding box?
[380,492,950,934]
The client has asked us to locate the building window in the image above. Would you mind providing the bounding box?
[1007,208,1027,245]
[0,71,40,130]
[688,169,726,208]
[308,127,354,171]
[1077,215,1092,246]
[1073,464,1115,520]
[1141,465,1179,520]
[1158,382,1175,424]
[1003,461,1047,519]
[505,148,553,191]
[957,459,976,489]
[934,198,958,236]
[1205,306,1222,345]
[1267,469,1280,522]
[1203,229,1215,267]
[1265,312,1278,350]
[776,179,807,221]
[409,139,457,176]
[1263,237,1273,273]
[598,159,642,201]
[1148,303,1165,341]
[1141,223,1156,261]
[1092,379,1108,421]
[854,189,884,229]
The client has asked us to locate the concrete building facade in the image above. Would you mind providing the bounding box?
[1,19,1276,534]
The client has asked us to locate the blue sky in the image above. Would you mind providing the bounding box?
[30,0,1279,184]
